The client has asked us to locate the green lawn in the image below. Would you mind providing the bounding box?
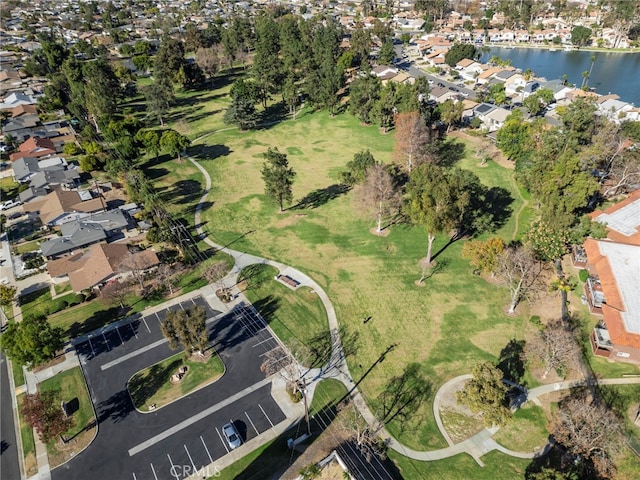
[13,240,40,255]
[494,404,549,453]
[239,264,329,364]
[39,367,95,461]
[12,356,25,386]
[16,393,38,477]
[19,287,85,321]
[128,351,224,411]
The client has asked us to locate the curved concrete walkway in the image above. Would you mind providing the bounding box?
[187,154,640,465]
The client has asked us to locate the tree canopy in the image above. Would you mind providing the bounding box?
[0,315,65,367]
[444,43,477,67]
[456,362,511,427]
[261,148,296,211]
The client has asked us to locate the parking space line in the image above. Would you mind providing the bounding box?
[200,436,213,464]
[116,326,124,344]
[150,463,158,480]
[258,404,274,428]
[245,411,259,435]
[167,454,179,479]
[252,338,274,348]
[184,445,196,472]
[88,338,96,357]
[142,317,151,333]
[215,427,229,454]
[132,473,137,480]
[129,322,138,339]
[101,338,168,370]
[102,333,111,351]
[155,312,162,324]
[179,302,186,311]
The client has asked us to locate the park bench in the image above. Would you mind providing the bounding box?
[277,274,300,288]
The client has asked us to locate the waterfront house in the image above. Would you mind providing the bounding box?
[577,191,640,364]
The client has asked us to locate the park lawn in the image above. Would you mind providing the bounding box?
[39,367,95,465]
[128,351,224,412]
[493,404,550,453]
[213,379,348,480]
[17,393,38,477]
[389,449,531,480]
[193,107,533,452]
[239,264,329,363]
[47,299,115,339]
[14,239,40,255]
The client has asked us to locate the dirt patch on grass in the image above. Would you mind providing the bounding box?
[48,422,97,468]
[441,408,484,443]
[449,130,513,170]
[32,354,66,373]
[24,451,37,477]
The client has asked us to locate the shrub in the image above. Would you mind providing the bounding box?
[529,315,542,328]
[286,385,302,403]
[578,269,589,283]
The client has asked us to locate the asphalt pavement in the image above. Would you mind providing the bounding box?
[0,350,21,480]
[53,299,286,480]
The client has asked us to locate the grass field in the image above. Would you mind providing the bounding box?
[138,76,580,477]
[19,287,85,321]
[494,404,549,453]
[39,367,95,466]
[13,240,40,255]
[128,351,224,411]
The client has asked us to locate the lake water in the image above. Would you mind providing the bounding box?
[484,47,640,105]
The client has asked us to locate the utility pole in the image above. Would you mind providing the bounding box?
[300,378,311,436]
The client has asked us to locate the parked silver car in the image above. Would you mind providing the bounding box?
[222,423,242,450]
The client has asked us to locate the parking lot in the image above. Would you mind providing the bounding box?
[55,298,288,480]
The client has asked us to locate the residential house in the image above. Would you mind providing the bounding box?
[579,191,640,364]
[482,107,511,132]
[472,102,496,122]
[23,188,105,227]
[40,209,133,258]
[597,98,634,124]
[541,79,573,101]
[456,59,483,82]
[371,65,399,82]
[9,136,56,162]
[0,92,37,109]
[476,66,502,85]
[1,114,40,141]
[47,242,159,292]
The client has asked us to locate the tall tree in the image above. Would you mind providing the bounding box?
[456,362,511,427]
[462,237,505,275]
[358,164,400,233]
[393,112,431,173]
[524,318,580,379]
[0,284,16,308]
[406,164,456,281]
[439,99,464,132]
[261,148,296,212]
[496,244,543,314]
[341,149,378,185]
[22,390,74,444]
[154,37,186,83]
[444,43,477,67]
[348,74,381,124]
[83,59,121,130]
[552,391,623,479]
[0,315,64,367]
[252,15,284,108]
[160,305,208,358]
[160,130,191,161]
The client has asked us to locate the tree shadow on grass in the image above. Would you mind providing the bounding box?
[497,338,526,385]
[485,186,514,232]
[67,306,128,340]
[192,143,232,161]
[162,179,203,206]
[292,184,351,210]
[127,358,182,410]
[436,138,466,167]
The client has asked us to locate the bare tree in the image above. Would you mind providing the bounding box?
[101,279,130,310]
[260,341,311,395]
[155,263,184,296]
[552,391,623,479]
[196,46,221,79]
[336,401,386,461]
[495,245,544,314]
[118,253,147,290]
[393,111,431,173]
[358,164,400,233]
[525,318,581,379]
[204,261,231,300]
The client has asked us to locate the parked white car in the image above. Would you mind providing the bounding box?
[0,199,22,210]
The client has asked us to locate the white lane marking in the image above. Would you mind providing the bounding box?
[142,317,151,333]
[116,326,124,344]
[88,337,96,357]
[155,312,162,324]
[102,333,111,351]
[150,463,159,480]
[101,338,168,370]
[184,445,196,472]
[245,411,259,435]
[252,338,273,348]
[128,376,272,456]
[132,473,137,480]
[200,435,213,464]
[167,454,179,479]
[129,322,138,339]
[258,404,274,428]
[215,427,229,453]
